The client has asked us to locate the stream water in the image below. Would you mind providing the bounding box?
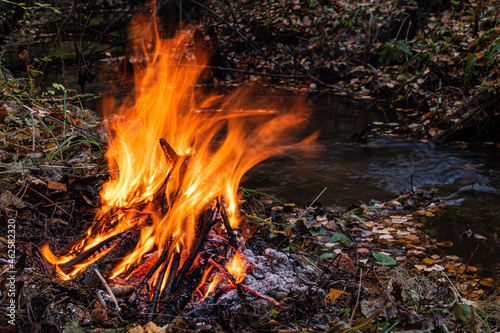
[241,94,500,283]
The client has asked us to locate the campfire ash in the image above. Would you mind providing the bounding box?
[41,5,316,321]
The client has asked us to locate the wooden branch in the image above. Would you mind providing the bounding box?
[59,230,132,271]
[173,207,219,291]
[218,197,239,249]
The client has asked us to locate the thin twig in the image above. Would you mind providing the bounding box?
[296,187,327,222]
[23,105,64,160]
[239,285,279,306]
[28,186,72,217]
[94,268,121,312]
[349,268,363,326]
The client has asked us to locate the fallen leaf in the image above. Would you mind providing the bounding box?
[479,278,494,288]
[422,257,437,265]
[325,288,344,302]
[47,181,67,192]
[404,234,420,241]
[0,190,26,208]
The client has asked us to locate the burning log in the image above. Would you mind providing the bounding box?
[59,231,130,272]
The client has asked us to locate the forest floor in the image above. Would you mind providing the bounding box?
[1,0,500,332]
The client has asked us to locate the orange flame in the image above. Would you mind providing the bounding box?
[226,252,246,284]
[204,275,221,298]
[42,10,314,282]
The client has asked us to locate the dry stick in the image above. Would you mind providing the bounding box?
[208,258,279,306]
[295,187,327,222]
[28,186,72,217]
[163,251,181,297]
[319,253,343,290]
[149,257,172,321]
[208,257,236,285]
[457,243,480,282]
[218,199,259,268]
[207,257,244,296]
[173,208,219,291]
[349,268,363,326]
[131,247,171,302]
[59,230,130,271]
[159,259,208,319]
[239,285,279,306]
[94,268,121,312]
[218,197,239,249]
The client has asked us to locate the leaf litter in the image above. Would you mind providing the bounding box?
[2,81,498,330]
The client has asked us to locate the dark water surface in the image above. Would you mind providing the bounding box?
[242,94,500,282]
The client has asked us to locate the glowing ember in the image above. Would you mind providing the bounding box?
[41,7,314,296]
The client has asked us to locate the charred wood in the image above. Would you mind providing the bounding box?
[159,258,208,320]
[79,229,141,286]
[173,207,219,291]
[218,197,239,250]
[59,229,133,272]
[131,247,171,302]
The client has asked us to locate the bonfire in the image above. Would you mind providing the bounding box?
[41,6,314,319]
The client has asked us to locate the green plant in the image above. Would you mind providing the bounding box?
[340,307,351,319]
[380,40,413,63]
[0,0,61,15]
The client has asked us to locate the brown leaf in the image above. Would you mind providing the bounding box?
[404,234,420,242]
[47,181,67,192]
[0,190,26,208]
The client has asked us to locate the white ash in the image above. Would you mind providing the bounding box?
[192,248,319,311]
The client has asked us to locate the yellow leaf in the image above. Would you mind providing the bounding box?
[480,278,494,288]
[423,257,437,265]
[325,288,344,302]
